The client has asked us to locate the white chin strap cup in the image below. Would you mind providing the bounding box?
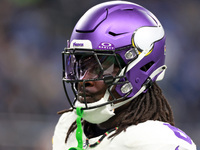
[74,91,115,124]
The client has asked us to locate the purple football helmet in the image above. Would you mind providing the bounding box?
[62,1,166,111]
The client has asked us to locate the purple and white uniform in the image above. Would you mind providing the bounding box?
[52,112,196,150]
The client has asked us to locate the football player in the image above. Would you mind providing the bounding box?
[53,1,197,150]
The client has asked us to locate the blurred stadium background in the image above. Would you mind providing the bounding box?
[0,0,199,149]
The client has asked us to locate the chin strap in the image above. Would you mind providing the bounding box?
[69,107,84,150]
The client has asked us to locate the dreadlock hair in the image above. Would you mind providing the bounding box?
[64,82,174,143]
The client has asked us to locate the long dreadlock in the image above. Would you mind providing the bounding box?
[63,82,174,143]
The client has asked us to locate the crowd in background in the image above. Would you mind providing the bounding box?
[0,0,200,149]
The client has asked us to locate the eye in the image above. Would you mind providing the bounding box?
[93,66,101,74]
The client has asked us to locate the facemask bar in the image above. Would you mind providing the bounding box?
[62,46,138,110]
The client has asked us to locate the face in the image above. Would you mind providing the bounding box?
[77,55,120,103]
[78,80,107,103]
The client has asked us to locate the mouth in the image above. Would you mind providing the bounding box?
[78,94,93,103]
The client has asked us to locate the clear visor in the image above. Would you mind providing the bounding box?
[65,53,121,80]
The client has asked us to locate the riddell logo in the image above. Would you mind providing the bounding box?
[70,40,92,49]
[73,42,84,47]
[98,42,115,50]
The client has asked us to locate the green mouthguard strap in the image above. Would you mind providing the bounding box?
[68,107,84,150]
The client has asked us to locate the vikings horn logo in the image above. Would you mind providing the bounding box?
[132,25,165,55]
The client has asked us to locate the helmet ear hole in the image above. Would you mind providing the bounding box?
[140,61,154,72]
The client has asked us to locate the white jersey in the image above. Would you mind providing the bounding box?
[52,111,196,150]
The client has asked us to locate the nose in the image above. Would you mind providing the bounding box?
[78,80,94,90]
